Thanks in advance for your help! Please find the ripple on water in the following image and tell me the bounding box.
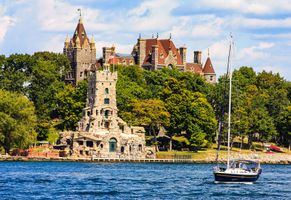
[0,162,290,199]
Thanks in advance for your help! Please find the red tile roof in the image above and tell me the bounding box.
[108,57,134,65]
[143,39,183,65]
[186,63,203,74]
[203,57,215,74]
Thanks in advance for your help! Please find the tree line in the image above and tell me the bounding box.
[0,52,290,153]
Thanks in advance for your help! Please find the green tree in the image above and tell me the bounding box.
[130,99,170,150]
[0,54,34,94]
[0,90,37,153]
[161,77,217,149]
[278,106,291,149]
[28,52,70,140]
[55,80,88,130]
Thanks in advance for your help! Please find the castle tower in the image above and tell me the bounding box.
[203,50,216,83]
[78,68,122,133]
[63,13,96,84]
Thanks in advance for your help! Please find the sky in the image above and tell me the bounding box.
[1,0,291,80]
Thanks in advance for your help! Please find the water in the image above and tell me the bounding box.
[0,162,290,199]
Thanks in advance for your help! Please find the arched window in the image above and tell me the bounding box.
[105,110,109,119]
[138,144,142,151]
[105,88,109,94]
[121,146,125,153]
[109,138,117,152]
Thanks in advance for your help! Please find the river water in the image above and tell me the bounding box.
[0,161,290,199]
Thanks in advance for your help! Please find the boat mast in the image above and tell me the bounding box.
[215,36,232,162]
[227,35,233,169]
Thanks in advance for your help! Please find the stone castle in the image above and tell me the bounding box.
[58,67,152,158]
[64,15,216,85]
[58,15,216,158]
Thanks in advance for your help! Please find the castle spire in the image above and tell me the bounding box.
[65,35,69,43]
[91,35,95,43]
[78,8,83,24]
[64,35,69,48]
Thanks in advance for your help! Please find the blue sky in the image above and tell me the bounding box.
[1,0,291,80]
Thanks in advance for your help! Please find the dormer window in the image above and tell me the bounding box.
[160,53,164,58]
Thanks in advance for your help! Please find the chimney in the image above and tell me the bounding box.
[194,51,202,64]
[152,45,159,70]
[179,47,187,65]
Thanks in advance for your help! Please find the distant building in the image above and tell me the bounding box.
[130,35,216,83]
[58,67,152,158]
[63,15,97,84]
[185,51,216,83]
[131,36,186,71]
[64,16,216,84]
[103,46,135,66]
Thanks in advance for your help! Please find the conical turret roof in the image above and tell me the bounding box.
[71,16,90,48]
[203,57,215,74]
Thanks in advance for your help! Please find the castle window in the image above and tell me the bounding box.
[86,141,93,147]
[210,76,213,81]
[100,144,103,149]
[119,125,124,133]
[105,110,109,119]
[80,150,83,155]
[138,144,142,151]
[105,88,109,94]
[78,141,83,146]
[80,72,83,77]
[105,122,109,129]
[104,98,110,104]
[87,111,90,116]
[96,110,98,116]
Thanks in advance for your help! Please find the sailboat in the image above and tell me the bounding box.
[213,35,262,183]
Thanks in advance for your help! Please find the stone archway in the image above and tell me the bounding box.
[109,138,117,152]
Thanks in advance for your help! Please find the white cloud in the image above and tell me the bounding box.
[127,0,178,32]
[0,6,16,43]
[197,0,291,15]
[191,16,224,38]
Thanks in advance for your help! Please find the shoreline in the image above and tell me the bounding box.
[1,155,291,164]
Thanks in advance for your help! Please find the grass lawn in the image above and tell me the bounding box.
[156,142,291,160]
